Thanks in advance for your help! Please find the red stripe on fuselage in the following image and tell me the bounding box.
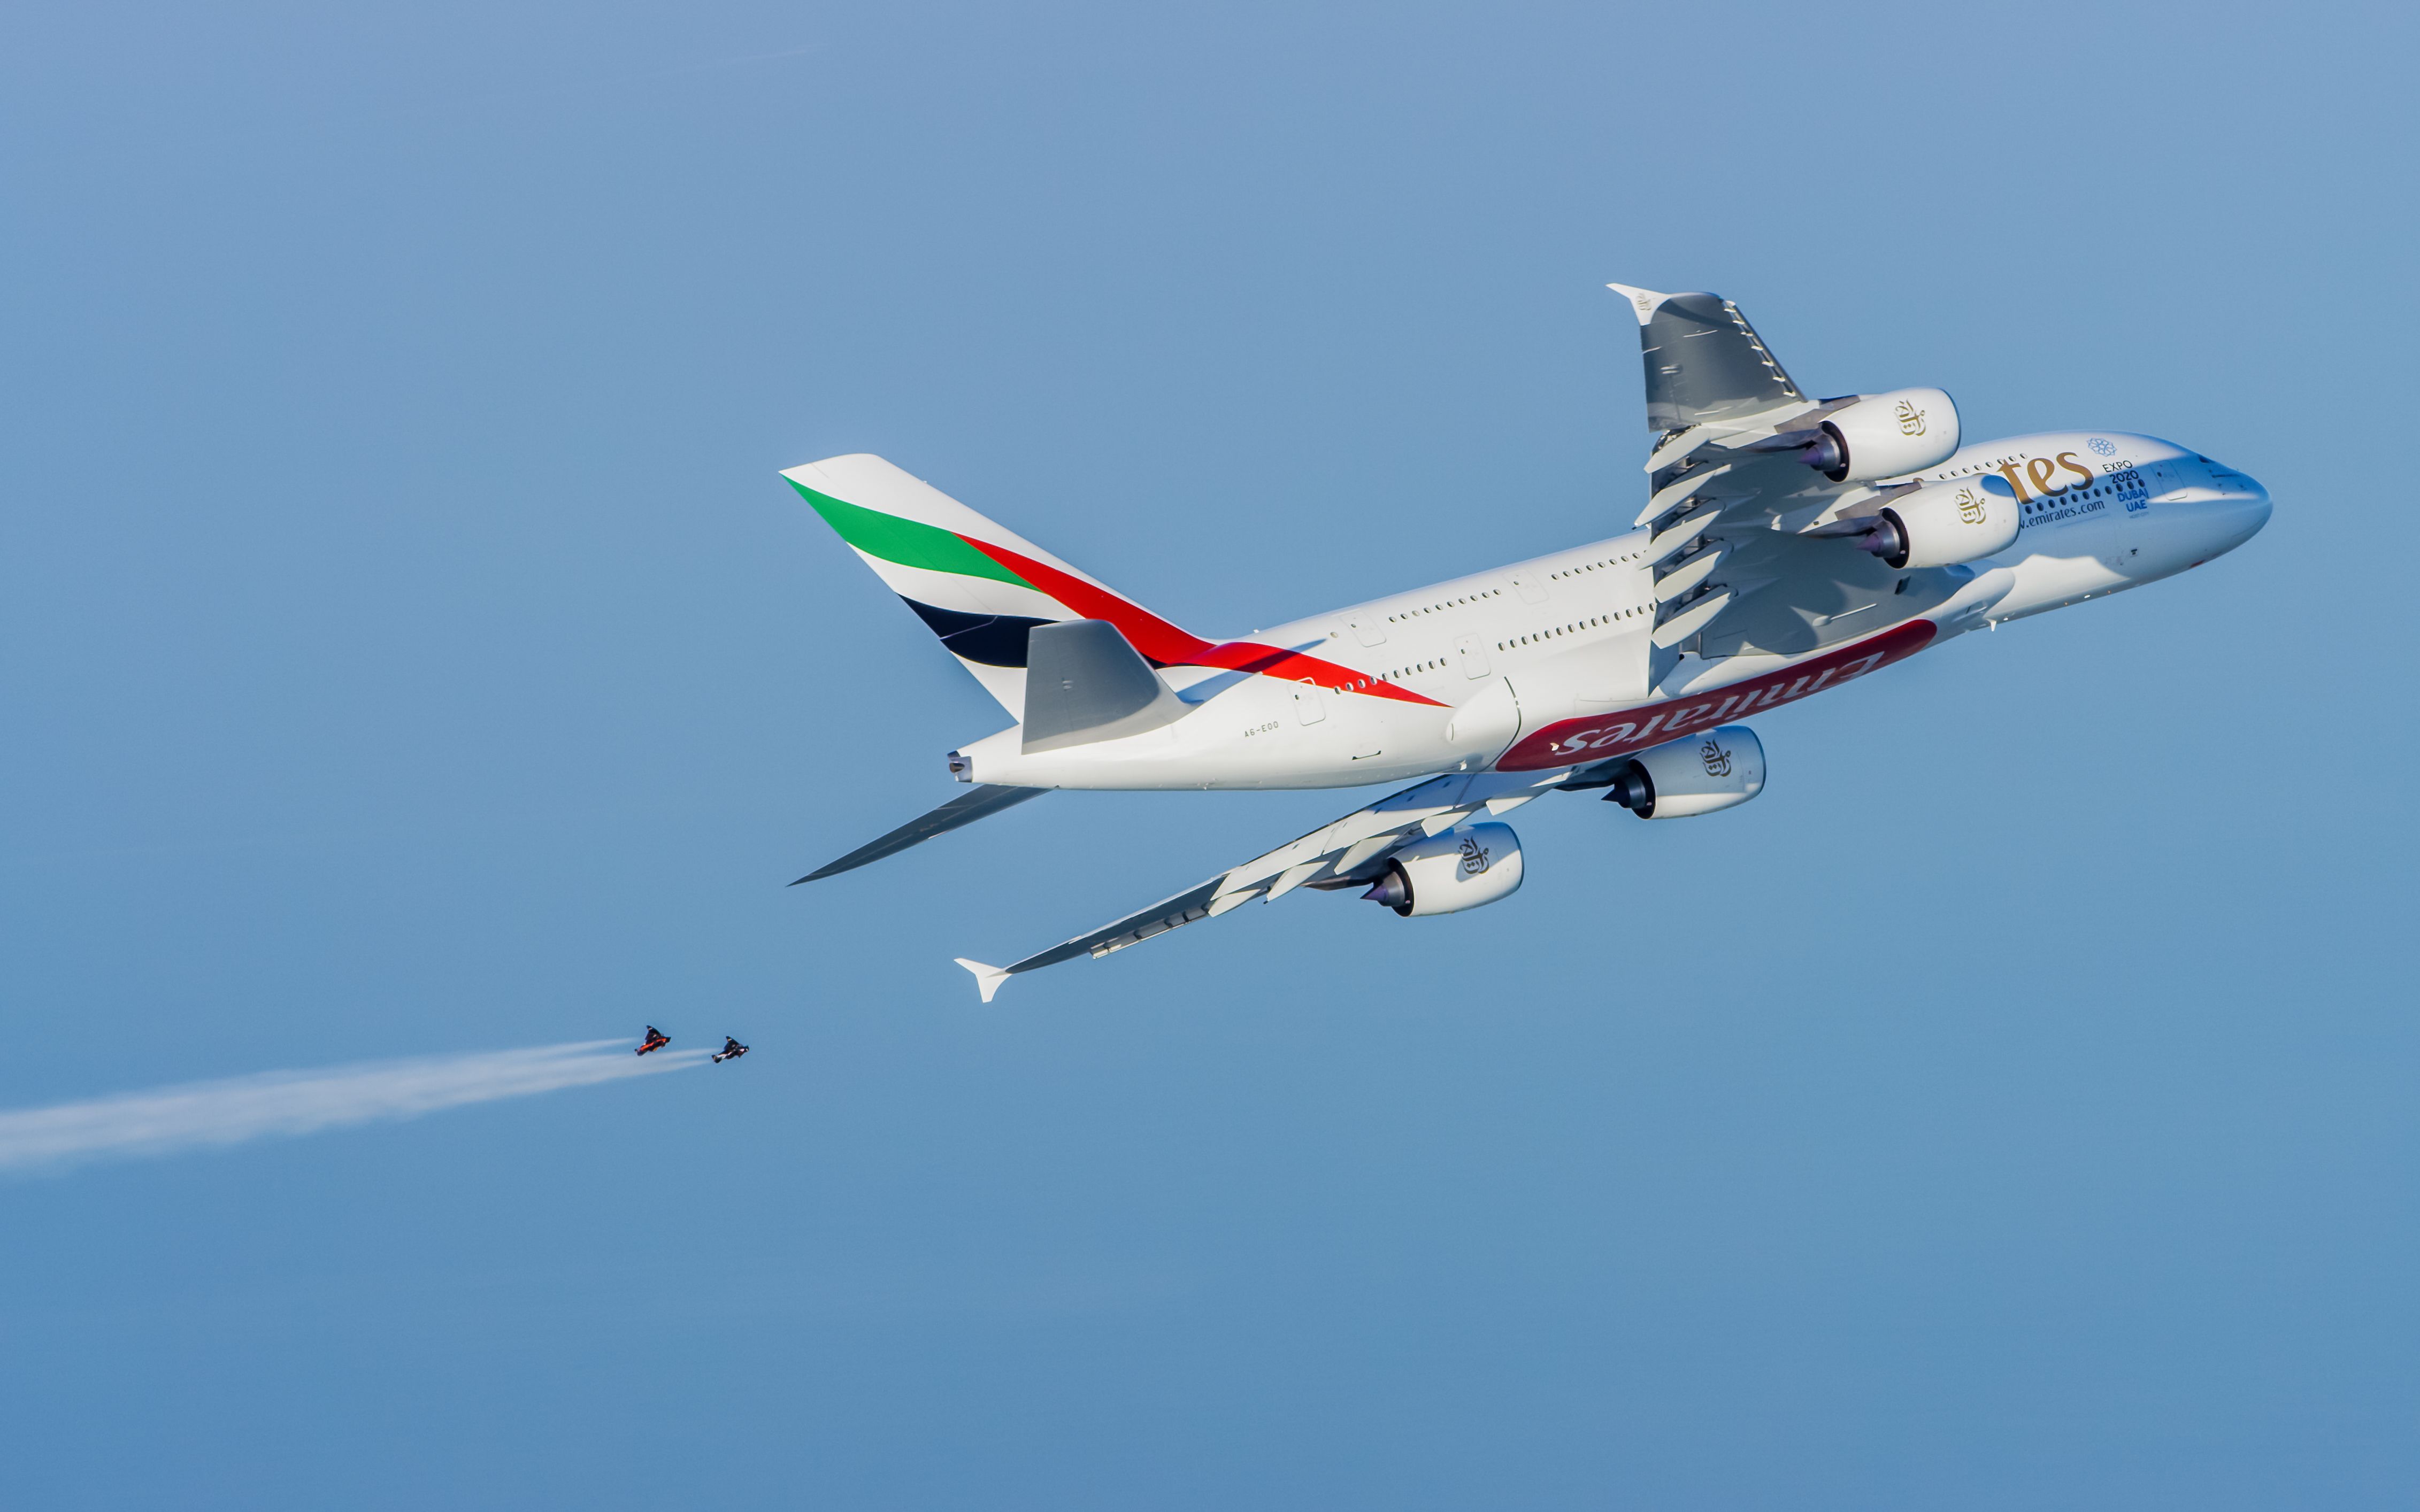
[1186,642,1445,706]
[959,537,1448,707]
[1495,618,1939,771]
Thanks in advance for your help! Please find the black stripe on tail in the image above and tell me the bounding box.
[899,598,1052,668]
[898,598,1176,669]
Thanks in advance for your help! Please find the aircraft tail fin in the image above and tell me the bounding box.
[782,455,1211,719]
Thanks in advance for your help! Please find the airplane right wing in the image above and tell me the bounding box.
[794,783,1047,884]
[952,765,1607,1001]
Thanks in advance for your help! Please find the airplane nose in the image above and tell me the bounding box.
[2216,474,2255,539]
[2208,474,2272,557]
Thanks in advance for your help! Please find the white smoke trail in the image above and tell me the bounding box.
[0,1039,711,1174]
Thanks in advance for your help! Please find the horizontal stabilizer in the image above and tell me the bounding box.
[793,784,1046,884]
[1021,620,1188,753]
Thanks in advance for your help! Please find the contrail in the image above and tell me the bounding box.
[0,1039,710,1174]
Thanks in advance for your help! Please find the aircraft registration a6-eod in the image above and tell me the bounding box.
[785,284,2270,1000]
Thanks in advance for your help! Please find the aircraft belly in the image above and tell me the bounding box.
[1986,551,2132,622]
[964,675,1458,790]
[1514,632,1659,722]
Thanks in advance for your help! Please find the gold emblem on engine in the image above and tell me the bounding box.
[1956,487,1988,525]
[1457,834,1491,875]
[1895,398,1927,436]
[1699,738,1733,777]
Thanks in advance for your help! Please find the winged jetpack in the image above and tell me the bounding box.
[786,284,2270,1000]
[635,1027,670,1055]
[712,1037,749,1064]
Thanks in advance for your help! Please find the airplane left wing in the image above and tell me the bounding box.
[952,767,1593,1001]
[1609,284,1970,659]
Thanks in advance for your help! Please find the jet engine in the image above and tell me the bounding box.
[1865,476,2020,569]
[1796,388,1960,482]
[1362,822,1524,916]
[1600,725,1765,819]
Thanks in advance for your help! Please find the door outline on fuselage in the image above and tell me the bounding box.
[1455,634,1491,679]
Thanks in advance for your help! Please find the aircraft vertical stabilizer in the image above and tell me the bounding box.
[783,453,1207,721]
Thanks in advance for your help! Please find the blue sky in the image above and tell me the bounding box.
[4,2,2415,1506]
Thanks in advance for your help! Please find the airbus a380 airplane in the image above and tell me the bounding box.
[785,284,2270,999]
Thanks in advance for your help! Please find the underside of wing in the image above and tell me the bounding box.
[795,784,1046,884]
[951,768,1591,1000]
[1609,283,1804,432]
[1608,284,1971,660]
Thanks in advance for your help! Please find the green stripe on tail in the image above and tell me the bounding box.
[785,479,1035,589]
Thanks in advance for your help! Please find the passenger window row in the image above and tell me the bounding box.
[1386,589,1501,624]
[1495,605,1647,652]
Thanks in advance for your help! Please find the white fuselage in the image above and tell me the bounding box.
[956,432,2269,790]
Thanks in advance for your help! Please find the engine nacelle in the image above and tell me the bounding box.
[1802,388,1960,482]
[1601,725,1765,819]
[1362,822,1524,916]
[1872,476,2020,569]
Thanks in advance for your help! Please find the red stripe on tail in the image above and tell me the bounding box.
[959,537,1446,707]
